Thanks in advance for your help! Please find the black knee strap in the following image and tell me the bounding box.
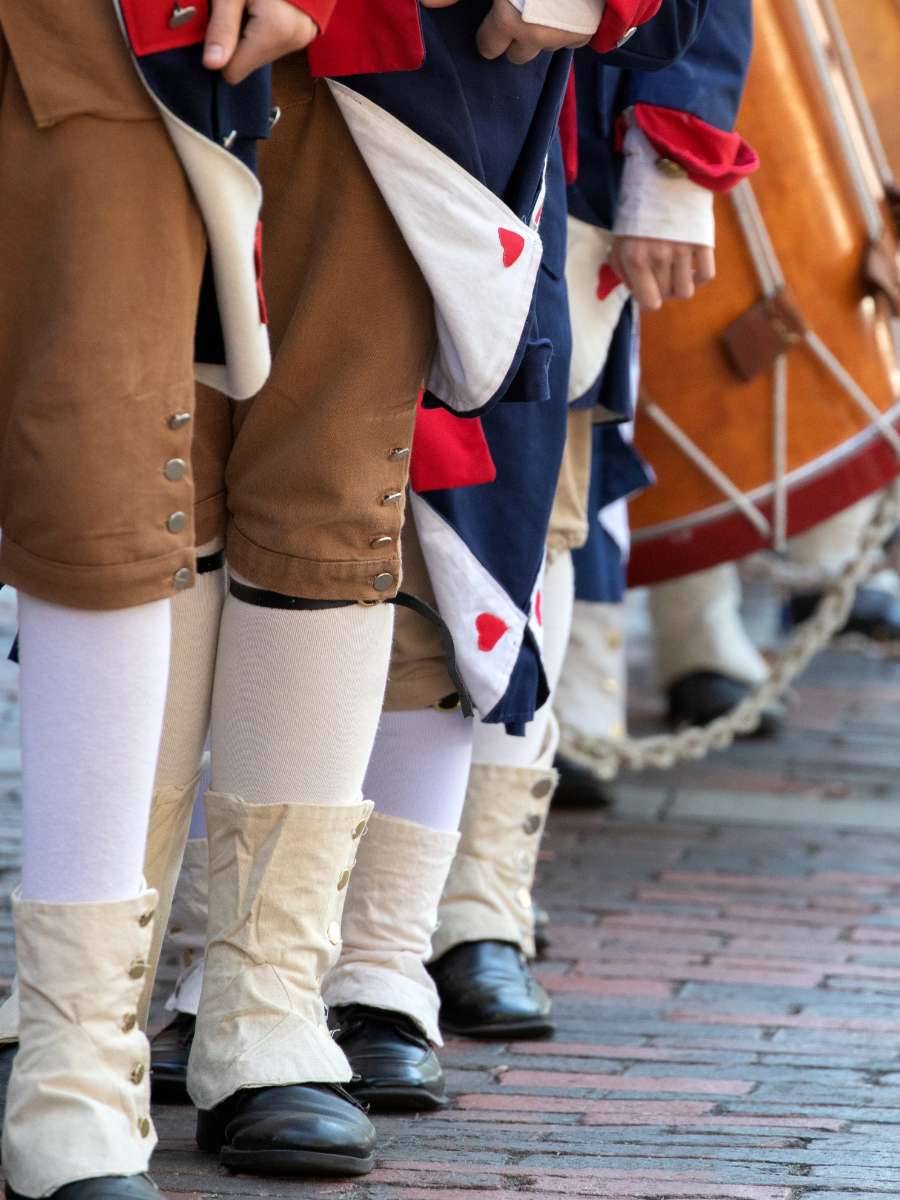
[228,578,474,718]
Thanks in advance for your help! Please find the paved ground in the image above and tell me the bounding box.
[4,587,900,1196]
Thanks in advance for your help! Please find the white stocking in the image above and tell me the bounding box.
[363,707,473,833]
[155,539,226,788]
[210,590,394,806]
[18,593,171,903]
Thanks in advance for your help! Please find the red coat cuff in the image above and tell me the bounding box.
[282,0,337,34]
[590,0,662,55]
[632,103,759,193]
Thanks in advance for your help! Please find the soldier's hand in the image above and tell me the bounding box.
[478,0,592,62]
[609,237,716,311]
[421,0,590,63]
[205,0,318,84]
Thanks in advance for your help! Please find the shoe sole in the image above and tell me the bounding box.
[218,1147,374,1176]
[349,1085,450,1113]
[439,1017,554,1040]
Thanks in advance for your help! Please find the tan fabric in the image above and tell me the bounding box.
[136,768,207,1029]
[322,812,459,1045]
[0,985,17,1044]
[649,564,769,689]
[431,719,558,960]
[383,505,456,710]
[555,599,628,739]
[164,838,209,1017]
[0,3,206,609]
[188,793,373,1110]
[546,408,595,561]
[2,888,158,1197]
[192,56,437,602]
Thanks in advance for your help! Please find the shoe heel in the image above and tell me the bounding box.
[195,1106,227,1154]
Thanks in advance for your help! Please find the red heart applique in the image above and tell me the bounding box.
[534,589,542,627]
[476,612,509,652]
[498,228,525,268]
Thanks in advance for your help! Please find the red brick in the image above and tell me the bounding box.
[499,1070,753,1094]
[666,1010,900,1033]
[533,974,672,997]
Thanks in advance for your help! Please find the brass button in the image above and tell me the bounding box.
[352,820,367,839]
[607,630,622,650]
[515,850,533,873]
[655,157,689,180]
[222,130,237,150]
[138,909,155,928]
[531,778,552,800]
[616,25,637,46]
[601,678,619,694]
[373,573,394,591]
[382,492,402,505]
[389,448,410,461]
[318,1023,329,1035]
[610,719,626,739]
[515,886,532,909]
[269,106,281,130]
[169,4,197,29]
[168,412,191,430]
[173,567,192,589]
[315,975,322,991]
[370,535,393,548]
[167,511,187,534]
[128,959,148,980]
[522,813,541,835]
[131,1063,145,1085]
[122,1013,137,1033]
[327,921,341,945]
[164,457,186,482]
[337,868,351,891]
[138,1116,152,1138]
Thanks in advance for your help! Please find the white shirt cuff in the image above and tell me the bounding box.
[509,0,606,35]
[613,122,715,247]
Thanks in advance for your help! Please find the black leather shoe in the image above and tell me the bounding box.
[330,1004,448,1113]
[668,671,782,738]
[532,903,551,956]
[150,1012,195,1104]
[428,940,554,1039]
[196,1082,375,1176]
[552,754,613,809]
[0,1040,17,1132]
[792,586,900,641]
[7,1173,160,1200]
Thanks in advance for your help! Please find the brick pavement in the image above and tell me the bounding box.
[3,588,900,1195]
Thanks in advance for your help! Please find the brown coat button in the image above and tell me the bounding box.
[373,573,394,591]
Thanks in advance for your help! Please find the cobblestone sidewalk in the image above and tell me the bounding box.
[3,587,900,1196]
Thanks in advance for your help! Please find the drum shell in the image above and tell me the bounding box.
[628,0,900,586]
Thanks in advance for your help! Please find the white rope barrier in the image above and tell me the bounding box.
[559,478,900,779]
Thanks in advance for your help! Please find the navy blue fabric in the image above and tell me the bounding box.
[421,141,571,731]
[138,44,272,172]
[568,0,752,230]
[571,424,649,604]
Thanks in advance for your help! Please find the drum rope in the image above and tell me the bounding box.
[817,0,896,188]
[558,477,900,779]
[791,0,884,241]
[642,399,773,538]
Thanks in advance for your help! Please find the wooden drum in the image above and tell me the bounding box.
[627,0,900,586]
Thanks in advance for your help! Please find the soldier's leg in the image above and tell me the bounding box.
[184,57,435,1175]
[0,3,206,1193]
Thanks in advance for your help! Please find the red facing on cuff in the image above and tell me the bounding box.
[632,103,760,193]
[590,0,662,55]
[307,0,424,77]
[282,0,337,34]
